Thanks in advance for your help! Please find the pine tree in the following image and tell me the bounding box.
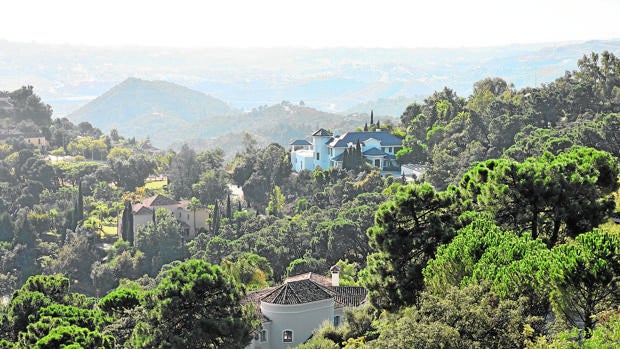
[364,122,368,132]
[370,110,374,124]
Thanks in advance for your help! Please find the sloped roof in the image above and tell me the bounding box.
[312,128,333,137]
[328,131,402,148]
[243,286,277,322]
[332,153,344,161]
[245,274,368,320]
[142,194,178,207]
[331,286,368,308]
[261,279,333,305]
[132,203,153,215]
[362,147,387,157]
[290,139,312,146]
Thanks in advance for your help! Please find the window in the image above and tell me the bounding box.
[389,147,393,153]
[260,330,267,342]
[283,330,293,343]
[334,316,340,327]
[316,152,320,160]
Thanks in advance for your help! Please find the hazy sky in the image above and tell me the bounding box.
[2,0,620,48]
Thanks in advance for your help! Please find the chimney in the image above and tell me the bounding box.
[330,265,340,286]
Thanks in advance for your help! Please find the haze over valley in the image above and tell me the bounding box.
[3,39,620,150]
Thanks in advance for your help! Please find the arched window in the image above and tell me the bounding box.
[283,330,293,343]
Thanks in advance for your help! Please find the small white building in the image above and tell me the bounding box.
[245,268,366,349]
[290,139,314,172]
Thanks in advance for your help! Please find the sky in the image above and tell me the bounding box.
[1,0,620,48]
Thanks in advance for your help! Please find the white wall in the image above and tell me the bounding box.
[132,213,153,232]
[312,136,331,170]
[261,299,334,349]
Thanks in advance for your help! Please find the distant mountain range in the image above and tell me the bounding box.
[68,78,239,145]
[69,77,377,151]
[2,39,620,149]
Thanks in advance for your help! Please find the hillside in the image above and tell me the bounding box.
[69,76,396,151]
[68,77,239,141]
[170,102,389,156]
[343,96,425,117]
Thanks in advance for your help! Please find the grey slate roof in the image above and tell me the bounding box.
[362,147,387,157]
[328,131,402,148]
[312,128,333,137]
[290,139,312,146]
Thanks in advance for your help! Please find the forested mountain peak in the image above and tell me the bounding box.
[68,77,239,144]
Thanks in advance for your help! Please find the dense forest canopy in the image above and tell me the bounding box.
[0,51,619,348]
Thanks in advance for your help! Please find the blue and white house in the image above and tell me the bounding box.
[290,128,403,172]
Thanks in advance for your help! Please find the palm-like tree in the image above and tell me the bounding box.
[187,197,202,235]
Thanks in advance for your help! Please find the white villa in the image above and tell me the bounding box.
[244,266,367,349]
[121,194,208,239]
[290,128,403,172]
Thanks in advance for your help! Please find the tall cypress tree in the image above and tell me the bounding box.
[355,139,362,169]
[121,200,132,242]
[226,194,232,220]
[127,207,134,245]
[370,110,374,125]
[213,201,220,235]
[72,180,84,229]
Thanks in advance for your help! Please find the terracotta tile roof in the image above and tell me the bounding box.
[244,287,278,321]
[132,203,153,215]
[142,194,178,207]
[331,286,368,308]
[244,273,367,317]
[261,279,334,305]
